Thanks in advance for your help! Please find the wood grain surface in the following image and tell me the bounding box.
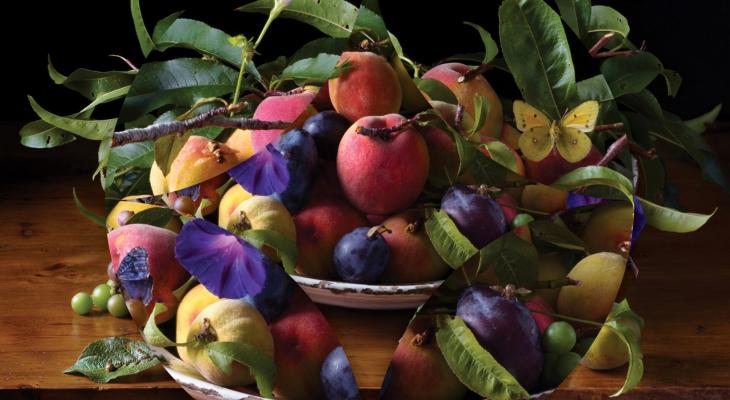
[1,122,728,399]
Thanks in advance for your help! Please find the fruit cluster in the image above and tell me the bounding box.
[32,0,720,398]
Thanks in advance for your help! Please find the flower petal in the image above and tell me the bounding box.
[631,195,647,246]
[227,144,289,196]
[566,192,604,209]
[174,219,266,298]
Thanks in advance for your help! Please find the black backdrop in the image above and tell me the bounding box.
[4,0,729,122]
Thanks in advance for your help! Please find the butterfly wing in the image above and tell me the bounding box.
[518,126,554,162]
[561,100,599,133]
[117,246,153,306]
[555,126,592,163]
[513,100,550,132]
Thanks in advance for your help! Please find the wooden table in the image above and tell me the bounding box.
[1,121,729,399]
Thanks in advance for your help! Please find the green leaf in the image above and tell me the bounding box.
[574,74,621,127]
[72,188,107,228]
[78,86,131,115]
[153,17,243,67]
[471,94,490,135]
[638,197,715,233]
[480,141,520,174]
[47,57,136,101]
[464,22,499,64]
[660,69,682,98]
[353,5,389,43]
[126,207,174,228]
[499,0,576,120]
[479,232,538,287]
[206,342,276,398]
[552,166,635,204]
[604,300,644,396]
[130,0,155,57]
[28,96,116,141]
[467,144,530,187]
[19,119,76,149]
[685,104,722,134]
[425,209,479,269]
[143,303,178,348]
[240,229,299,274]
[416,78,458,105]
[289,37,348,63]
[585,5,630,49]
[64,337,160,383]
[435,315,530,400]
[237,0,358,38]
[120,58,238,122]
[108,142,154,171]
[555,0,591,39]
[280,53,345,84]
[600,52,663,97]
[529,219,586,251]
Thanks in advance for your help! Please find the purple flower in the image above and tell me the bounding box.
[174,219,266,298]
[566,193,647,246]
[228,144,289,195]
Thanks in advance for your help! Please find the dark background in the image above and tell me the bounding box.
[3,0,729,122]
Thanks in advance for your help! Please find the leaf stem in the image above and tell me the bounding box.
[529,309,604,327]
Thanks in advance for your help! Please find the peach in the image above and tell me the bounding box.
[419,125,459,187]
[380,315,467,400]
[225,196,296,261]
[422,62,503,138]
[150,161,167,195]
[270,289,340,399]
[293,197,368,279]
[106,195,181,232]
[582,304,642,370]
[521,184,568,214]
[217,184,253,229]
[186,299,274,386]
[379,210,451,284]
[329,51,402,122]
[107,224,190,325]
[525,295,556,335]
[337,114,429,215]
[225,129,255,160]
[526,146,603,185]
[582,202,633,255]
[311,82,333,111]
[557,252,626,322]
[176,284,219,363]
[166,136,242,192]
[250,89,317,151]
[500,123,521,150]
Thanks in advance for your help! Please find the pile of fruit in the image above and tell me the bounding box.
[22,0,722,398]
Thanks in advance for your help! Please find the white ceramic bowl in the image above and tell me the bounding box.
[291,275,444,310]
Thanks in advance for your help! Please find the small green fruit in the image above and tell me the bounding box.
[71,292,93,315]
[91,284,112,311]
[107,294,129,318]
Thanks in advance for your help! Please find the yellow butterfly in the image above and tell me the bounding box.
[514,100,599,163]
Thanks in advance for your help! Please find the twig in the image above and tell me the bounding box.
[531,277,580,290]
[628,141,658,160]
[111,103,289,147]
[457,63,490,83]
[355,114,434,141]
[594,122,624,132]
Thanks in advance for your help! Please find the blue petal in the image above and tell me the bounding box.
[631,195,647,246]
[174,219,266,298]
[228,144,289,196]
[117,247,153,305]
[566,193,604,209]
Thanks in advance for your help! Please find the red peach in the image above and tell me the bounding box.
[525,146,603,185]
[250,90,317,151]
[337,114,429,215]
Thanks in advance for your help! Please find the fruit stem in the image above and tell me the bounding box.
[195,318,218,343]
[367,225,391,239]
[355,113,434,141]
[531,277,580,290]
[457,63,490,83]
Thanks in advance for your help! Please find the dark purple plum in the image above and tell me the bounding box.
[242,257,294,323]
[302,111,350,160]
[320,346,360,400]
[441,184,507,248]
[456,284,543,390]
[273,128,318,213]
[333,227,390,284]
